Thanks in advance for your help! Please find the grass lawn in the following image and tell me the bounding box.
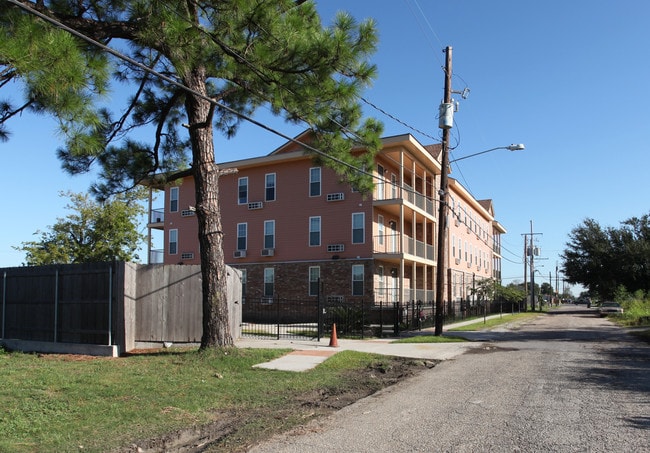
[0,346,425,452]
[447,312,544,331]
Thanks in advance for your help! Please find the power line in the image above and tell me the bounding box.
[359,96,440,141]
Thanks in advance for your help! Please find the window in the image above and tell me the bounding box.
[377,215,384,246]
[452,234,456,258]
[238,177,248,204]
[170,187,179,213]
[265,173,276,201]
[352,264,364,296]
[352,212,365,244]
[309,216,321,246]
[309,266,320,296]
[169,229,178,255]
[264,220,275,249]
[309,167,321,197]
[237,223,247,250]
[377,164,385,199]
[264,268,274,297]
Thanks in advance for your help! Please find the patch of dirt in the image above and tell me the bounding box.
[115,356,436,453]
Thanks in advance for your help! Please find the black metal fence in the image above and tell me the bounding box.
[241,295,521,341]
[242,297,437,340]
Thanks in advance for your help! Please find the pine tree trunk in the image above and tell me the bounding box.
[184,67,233,349]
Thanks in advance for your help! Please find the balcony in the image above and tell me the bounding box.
[149,209,164,225]
[374,182,436,219]
[374,287,434,305]
[149,249,164,264]
[373,234,435,262]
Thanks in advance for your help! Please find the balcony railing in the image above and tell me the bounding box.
[404,184,435,214]
[375,182,435,216]
[150,209,164,224]
[373,234,435,261]
[374,287,435,304]
[149,249,164,264]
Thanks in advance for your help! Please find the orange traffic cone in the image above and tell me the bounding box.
[329,323,339,347]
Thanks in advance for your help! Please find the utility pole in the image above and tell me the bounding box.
[522,221,542,311]
[434,46,452,336]
[523,236,528,311]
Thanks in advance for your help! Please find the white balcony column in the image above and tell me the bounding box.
[147,187,154,264]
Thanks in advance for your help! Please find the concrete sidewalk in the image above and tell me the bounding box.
[238,313,513,372]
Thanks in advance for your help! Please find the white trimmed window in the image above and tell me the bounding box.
[352,212,365,244]
[238,177,248,204]
[309,266,320,296]
[352,264,364,296]
[309,167,321,197]
[265,173,276,201]
[237,223,247,251]
[169,229,178,255]
[264,268,274,297]
[264,220,275,249]
[170,187,179,213]
[309,216,321,247]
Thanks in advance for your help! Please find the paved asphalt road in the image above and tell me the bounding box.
[249,305,650,452]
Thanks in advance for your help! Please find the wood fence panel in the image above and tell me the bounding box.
[135,265,203,343]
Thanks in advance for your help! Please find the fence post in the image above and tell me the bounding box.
[275,294,280,340]
[393,302,399,336]
[2,271,5,339]
[361,297,366,340]
[54,269,59,343]
[108,265,113,346]
[317,279,322,341]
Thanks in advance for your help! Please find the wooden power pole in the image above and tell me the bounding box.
[434,46,453,336]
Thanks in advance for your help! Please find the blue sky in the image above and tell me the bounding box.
[2,1,650,296]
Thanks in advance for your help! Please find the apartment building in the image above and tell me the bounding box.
[143,131,506,311]
[447,178,506,307]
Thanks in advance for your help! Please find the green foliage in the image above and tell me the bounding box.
[616,291,650,326]
[14,190,146,265]
[501,282,527,305]
[0,3,109,143]
[562,214,650,300]
[540,282,553,295]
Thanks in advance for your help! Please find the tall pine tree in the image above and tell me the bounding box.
[1,0,383,348]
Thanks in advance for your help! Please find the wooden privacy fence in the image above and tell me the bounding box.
[0,262,242,356]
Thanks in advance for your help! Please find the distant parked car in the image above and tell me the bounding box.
[598,301,624,316]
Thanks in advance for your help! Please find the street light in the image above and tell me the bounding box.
[450,144,525,163]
